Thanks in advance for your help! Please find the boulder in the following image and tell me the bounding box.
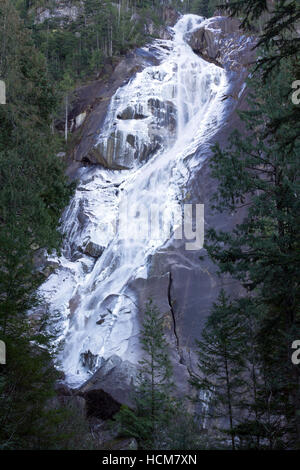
[83,240,105,258]
[78,355,138,408]
[117,106,147,120]
[82,389,121,420]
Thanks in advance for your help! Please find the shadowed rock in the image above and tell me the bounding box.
[186,16,256,71]
[78,355,138,408]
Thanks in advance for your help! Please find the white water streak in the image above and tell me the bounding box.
[39,15,229,386]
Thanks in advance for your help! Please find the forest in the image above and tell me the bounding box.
[0,0,299,452]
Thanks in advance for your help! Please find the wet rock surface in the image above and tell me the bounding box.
[186,16,256,71]
[82,240,104,259]
[40,15,255,399]
[67,49,161,169]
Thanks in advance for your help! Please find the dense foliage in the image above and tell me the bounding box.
[114,300,202,450]
[12,0,183,83]
[0,0,75,449]
[0,0,299,451]
[193,0,300,449]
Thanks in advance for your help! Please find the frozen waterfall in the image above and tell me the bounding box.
[39,14,229,386]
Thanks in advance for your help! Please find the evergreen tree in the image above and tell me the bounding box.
[229,298,290,449]
[0,0,74,449]
[220,0,300,69]
[191,290,246,450]
[115,300,175,449]
[205,59,300,447]
[219,0,300,146]
[189,0,218,16]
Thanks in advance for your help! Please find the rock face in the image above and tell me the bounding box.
[65,15,255,172]
[186,16,255,71]
[139,16,255,376]
[82,240,104,259]
[50,6,180,171]
[40,14,256,412]
[66,49,161,169]
[35,0,81,25]
[78,355,138,409]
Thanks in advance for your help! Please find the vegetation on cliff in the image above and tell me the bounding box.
[0,0,299,451]
[195,0,300,449]
[0,0,75,449]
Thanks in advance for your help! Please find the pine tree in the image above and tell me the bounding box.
[228,298,290,449]
[219,0,300,146]
[220,0,300,68]
[205,60,300,447]
[191,290,247,450]
[0,0,74,449]
[115,300,175,449]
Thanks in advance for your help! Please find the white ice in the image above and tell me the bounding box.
[38,14,229,386]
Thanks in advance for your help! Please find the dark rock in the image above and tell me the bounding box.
[186,16,256,71]
[78,355,138,408]
[85,144,130,170]
[55,382,73,396]
[80,350,98,371]
[83,240,105,258]
[117,106,147,120]
[60,395,86,417]
[83,389,121,420]
[126,134,136,147]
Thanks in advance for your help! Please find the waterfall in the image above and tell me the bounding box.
[40,14,229,386]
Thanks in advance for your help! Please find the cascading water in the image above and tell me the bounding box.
[40,15,229,386]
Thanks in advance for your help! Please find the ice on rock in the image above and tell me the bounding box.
[38,15,229,387]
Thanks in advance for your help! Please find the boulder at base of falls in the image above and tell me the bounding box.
[78,355,138,409]
[186,16,256,71]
